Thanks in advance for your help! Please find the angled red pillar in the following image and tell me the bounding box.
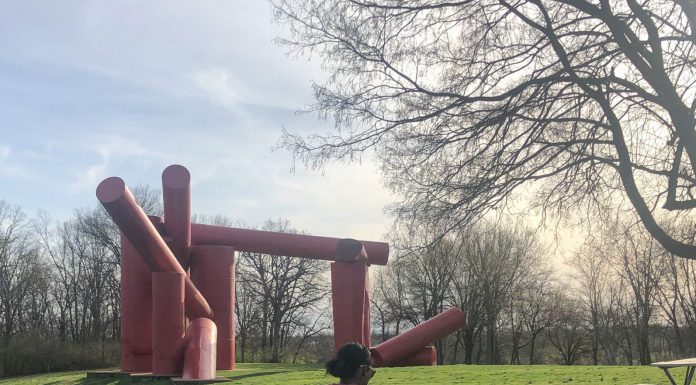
[390,346,437,367]
[96,177,213,319]
[119,235,153,373]
[190,245,235,370]
[370,308,465,366]
[162,165,192,268]
[152,272,186,375]
[331,260,369,353]
[191,224,390,265]
[182,318,217,380]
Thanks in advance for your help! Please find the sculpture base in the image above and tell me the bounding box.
[130,373,182,382]
[171,376,230,384]
[85,370,132,378]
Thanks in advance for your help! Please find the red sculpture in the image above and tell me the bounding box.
[97,164,464,379]
[370,308,466,366]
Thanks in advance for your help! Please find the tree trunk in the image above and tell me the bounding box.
[510,331,520,365]
[529,335,537,365]
[673,323,686,356]
[486,323,498,364]
[271,314,282,363]
[592,328,599,366]
[462,328,475,364]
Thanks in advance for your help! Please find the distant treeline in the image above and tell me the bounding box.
[1,188,695,377]
[372,218,696,366]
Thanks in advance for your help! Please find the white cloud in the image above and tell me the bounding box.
[270,162,396,241]
[0,144,35,181]
[191,68,239,109]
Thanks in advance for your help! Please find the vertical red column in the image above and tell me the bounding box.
[363,272,371,347]
[190,245,235,370]
[331,261,369,352]
[120,235,153,372]
[152,272,186,375]
[162,164,192,268]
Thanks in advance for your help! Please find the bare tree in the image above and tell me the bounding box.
[617,223,664,365]
[31,185,162,363]
[0,202,43,377]
[508,270,559,364]
[387,224,462,363]
[599,278,629,365]
[673,257,696,355]
[235,274,262,362]
[572,239,628,365]
[469,222,540,364]
[571,237,613,365]
[273,0,696,260]
[547,295,589,365]
[655,252,687,356]
[371,262,409,342]
[237,219,329,363]
[372,218,542,364]
[449,257,486,364]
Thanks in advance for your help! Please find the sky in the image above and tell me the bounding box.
[0,1,396,242]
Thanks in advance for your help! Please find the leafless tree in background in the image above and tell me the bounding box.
[572,236,614,365]
[618,226,665,365]
[471,222,541,364]
[547,295,589,365]
[373,219,544,364]
[507,269,559,364]
[0,201,43,377]
[235,273,263,362]
[273,0,696,260]
[372,260,409,341]
[237,219,330,363]
[388,224,462,363]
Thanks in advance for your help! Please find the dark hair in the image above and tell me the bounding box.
[326,342,372,379]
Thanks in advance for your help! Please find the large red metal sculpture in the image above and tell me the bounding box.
[97,164,465,379]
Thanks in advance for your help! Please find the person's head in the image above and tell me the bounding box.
[326,342,376,385]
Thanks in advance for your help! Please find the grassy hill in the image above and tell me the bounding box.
[0,363,676,385]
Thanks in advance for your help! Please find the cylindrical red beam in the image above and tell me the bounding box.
[152,272,186,375]
[370,308,465,366]
[191,224,390,265]
[389,346,437,367]
[331,261,370,353]
[190,245,235,370]
[96,177,213,319]
[182,318,217,380]
[162,165,192,268]
[119,235,153,373]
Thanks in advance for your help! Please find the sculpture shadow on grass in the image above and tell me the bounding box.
[73,376,168,385]
[223,370,292,381]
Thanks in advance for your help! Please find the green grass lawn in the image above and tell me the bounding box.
[0,363,679,385]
